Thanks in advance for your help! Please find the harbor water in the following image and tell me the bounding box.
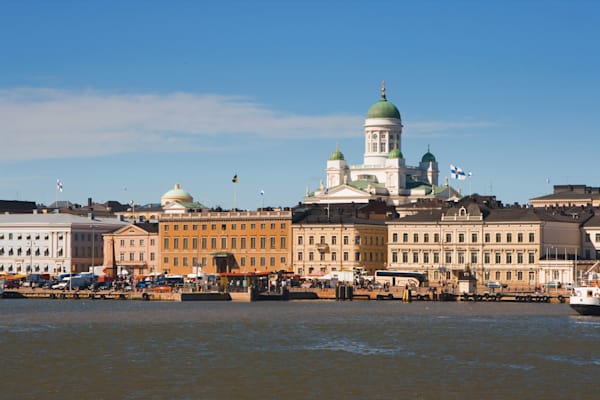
[0,300,598,399]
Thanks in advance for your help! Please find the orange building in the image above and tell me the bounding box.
[160,209,292,275]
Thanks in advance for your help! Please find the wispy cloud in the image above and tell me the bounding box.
[0,88,491,161]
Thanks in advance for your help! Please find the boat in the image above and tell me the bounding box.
[569,262,600,316]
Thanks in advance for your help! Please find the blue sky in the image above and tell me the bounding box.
[1,0,599,210]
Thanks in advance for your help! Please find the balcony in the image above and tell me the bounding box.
[316,243,329,253]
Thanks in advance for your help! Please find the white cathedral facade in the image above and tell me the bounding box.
[306,83,451,206]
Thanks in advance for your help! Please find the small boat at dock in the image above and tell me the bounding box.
[569,262,600,316]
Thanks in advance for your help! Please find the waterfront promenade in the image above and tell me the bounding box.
[3,285,571,303]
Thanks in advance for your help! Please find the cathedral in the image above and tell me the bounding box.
[305,82,454,206]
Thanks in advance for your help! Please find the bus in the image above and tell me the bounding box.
[374,270,428,288]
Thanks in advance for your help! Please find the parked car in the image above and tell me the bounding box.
[485,281,508,289]
[89,281,112,291]
[544,281,561,289]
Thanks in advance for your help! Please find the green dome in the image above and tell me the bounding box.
[329,144,345,160]
[421,146,436,163]
[388,148,403,159]
[366,82,401,119]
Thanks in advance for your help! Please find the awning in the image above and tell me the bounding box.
[210,252,233,258]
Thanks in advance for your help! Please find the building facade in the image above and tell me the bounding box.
[0,212,127,276]
[387,196,594,290]
[159,209,292,275]
[291,202,392,277]
[102,222,160,276]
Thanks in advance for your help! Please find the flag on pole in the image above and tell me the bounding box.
[232,174,238,183]
[56,179,63,192]
[260,190,265,195]
[450,165,466,180]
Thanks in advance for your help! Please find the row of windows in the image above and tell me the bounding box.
[0,247,51,256]
[297,251,384,263]
[164,236,287,250]
[119,239,156,247]
[119,252,156,262]
[163,223,287,231]
[163,256,286,267]
[297,235,384,246]
[391,250,536,264]
[0,233,60,240]
[391,232,536,244]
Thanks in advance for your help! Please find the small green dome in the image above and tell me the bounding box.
[421,146,436,163]
[388,148,403,159]
[329,144,345,160]
[366,81,401,119]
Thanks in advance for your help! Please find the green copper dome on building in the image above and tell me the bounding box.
[366,81,401,119]
[388,148,403,159]
[329,143,345,160]
[421,145,436,163]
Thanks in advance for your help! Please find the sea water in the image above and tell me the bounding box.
[0,300,598,400]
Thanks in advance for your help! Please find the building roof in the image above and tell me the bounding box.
[0,212,129,227]
[0,200,37,214]
[293,201,394,225]
[366,83,401,120]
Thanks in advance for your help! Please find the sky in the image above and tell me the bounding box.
[1,0,599,210]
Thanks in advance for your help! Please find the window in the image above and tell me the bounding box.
[412,252,419,263]
[506,233,512,243]
[434,233,440,243]
[183,238,188,249]
[241,224,246,230]
[129,252,135,261]
[528,252,535,263]
[280,237,286,249]
[139,252,144,261]
[392,251,398,263]
[506,252,512,264]
[445,252,452,263]
[173,257,179,267]
[495,271,500,280]
[529,233,535,243]
[320,252,325,261]
[458,251,465,264]
[270,257,275,266]
[471,233,477,243]
[298,236,303,245]
[413,233,418,243]
[484,252,491,264]
[354,252,360,261]
[173,225,179,231]
[458,233,465,243]
[281,223,286,229]
[120,239,125,246]
[354,235,361,245]
[495,233,501,243]
[120,253,125,262]
[211,238,217,249]
[331,251,337,261]
[517,233,523,243]
[423,252,429,263]
[402,252,408,263]
[309,252,314,261]
[250,237,256,249]
[240,238,246,249]
[270,237,276,249]
[517,271,523,281]
[297,252,303,261]
[495,252,501,264]
[424,233,429,243]
[173,238,179,249]
[259,237,266,249]
[471,252,478,264]
[202,238,207,249]
[343,252,349,261]
[221,237,227,249]
[163,238,169,249]
[231,237,237,249]
[320,235,325,244]
[485,233,491,243]
[517,252,524,264]
[250,257,256,267]
[433,252,440,263]
[343,236,349,245]
[193,238,198,249]
[506,271,512,281]
[402,233,408,243]
[309,236,314,245]
[183,224,188,231]
[150,253,155,261]
[331,236,337,245]
[260,257,266,267]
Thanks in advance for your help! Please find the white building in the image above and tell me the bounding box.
[0,211,127,276]
[306,82,450,206]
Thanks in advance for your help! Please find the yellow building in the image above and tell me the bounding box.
[291,202,392,277]
[387,195,593,290]
[160,209,292,275]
